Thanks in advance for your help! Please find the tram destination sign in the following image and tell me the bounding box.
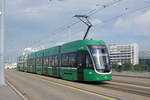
[88,45,106,49]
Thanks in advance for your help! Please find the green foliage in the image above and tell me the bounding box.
[112,62,119,71]
[112,61,150,72]
[134,62,150,72]
[123,62,135,71]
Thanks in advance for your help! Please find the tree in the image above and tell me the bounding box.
[134,62,149,72]
[112,62,118,71]
[122,62,134,71]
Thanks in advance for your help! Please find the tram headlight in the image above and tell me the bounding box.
[104,76,108,79]
[89,72,92,75]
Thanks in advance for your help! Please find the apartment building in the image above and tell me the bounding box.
[107,43,139,65]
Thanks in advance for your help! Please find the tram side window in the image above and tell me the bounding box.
[77,52,85,68]
[40,57,43,66]
[24,60,27,66]
[47,55,58,67]
[31,59,34,66]
[51,56,55,67]
[37,57,42,66]
[29,59,34,66]
[48,56,52,67]
[62,54,69,67]
[43,57,46,66]
[54,56,58,67]
[29,59,32,66]
[86,53,93,69]
[28,59,30,66]
[62,53,76,67]
[69,53,76,67]
[36,58,39,66]
[44,57,49,66]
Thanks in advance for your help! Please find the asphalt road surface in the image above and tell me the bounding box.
[6,70,150,100]
[6,70,115,100]
[112,75,150,87]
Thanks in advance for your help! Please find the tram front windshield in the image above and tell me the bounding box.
[89,45,111,73]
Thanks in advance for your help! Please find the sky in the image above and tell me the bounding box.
[1,0,150,62]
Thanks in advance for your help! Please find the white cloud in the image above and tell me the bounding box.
[55,42,66,46]
[5,0,150,60]
[134,11,150,35]
[114,10,150,36]
[23,6,49,18]
[91,19,103,26]
[135,11,150,24]
[114,17,132,32]
[24,8,39,16]
[7,0,115,21]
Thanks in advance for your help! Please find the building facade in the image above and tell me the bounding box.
[107,43,139,65]
[139,50,150,65]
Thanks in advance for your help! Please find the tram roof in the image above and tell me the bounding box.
[62,40,105,46]
[61,40,106,53]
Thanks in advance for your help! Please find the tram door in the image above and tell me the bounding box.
[77,51,86,81]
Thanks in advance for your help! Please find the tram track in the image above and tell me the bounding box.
[33,74,150,98]
[23,72,150,98]
[99,81,150,98]
[6,70,119,100]
[111,79,150,87]
[112,74,150,79]
[112,74,150,88]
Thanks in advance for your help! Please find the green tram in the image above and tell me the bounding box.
[17,40,112,81]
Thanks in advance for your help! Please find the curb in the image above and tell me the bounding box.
[7,81,28,100]
[113,74,150,79]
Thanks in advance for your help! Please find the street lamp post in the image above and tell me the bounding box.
[0,0,6,86]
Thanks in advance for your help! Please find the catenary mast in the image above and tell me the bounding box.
[0,0,6,86]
